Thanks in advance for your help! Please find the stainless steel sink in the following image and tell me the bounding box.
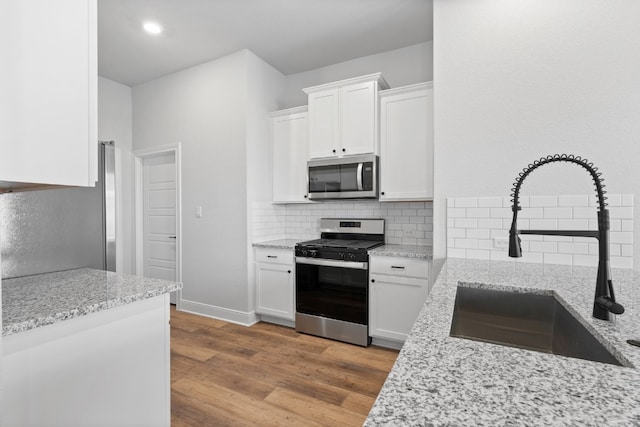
[449,286,622,366]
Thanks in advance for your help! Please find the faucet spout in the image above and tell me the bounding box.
[508,154,624,321]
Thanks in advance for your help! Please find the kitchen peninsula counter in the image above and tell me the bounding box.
[2,268,181,427]
[366,258,640,426]
[2,267,182,336]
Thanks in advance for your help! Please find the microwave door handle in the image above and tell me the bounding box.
[357,163,363,191]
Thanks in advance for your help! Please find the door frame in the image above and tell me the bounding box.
[133,142,183,309]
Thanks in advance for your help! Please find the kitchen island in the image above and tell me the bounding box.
[2,268,182,427]
[365,258,640,426]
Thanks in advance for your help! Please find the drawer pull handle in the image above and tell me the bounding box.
[391,266,405,269]
[267,255,278,259]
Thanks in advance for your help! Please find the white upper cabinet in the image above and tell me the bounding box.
[270,107,311,203]
[0,0,98,192]
[304,73,389,159]
[379,82,434,201]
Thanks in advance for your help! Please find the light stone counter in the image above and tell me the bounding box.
[2,268,182,336]
[366,258,640,426]
[369,244,433,259]
[252,239,301,250]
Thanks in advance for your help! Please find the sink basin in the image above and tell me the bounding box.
[449,286,622,366]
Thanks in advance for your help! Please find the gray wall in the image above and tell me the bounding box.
[133,50,285,317]
[282,41,433,108]
[433,0,640,268]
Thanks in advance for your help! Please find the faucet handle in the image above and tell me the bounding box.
[595,296,625,315]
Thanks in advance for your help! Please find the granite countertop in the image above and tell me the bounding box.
[252,239,301,250]
[369,244,432,259]
[253,239,433,261]
[366,258,640,426]
[2,268,182,337]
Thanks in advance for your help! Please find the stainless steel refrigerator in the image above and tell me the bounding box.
[0,141,116,279]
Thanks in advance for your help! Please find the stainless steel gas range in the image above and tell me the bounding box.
[294,218,385,346]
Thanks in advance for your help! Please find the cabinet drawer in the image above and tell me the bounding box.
[369,256,429,279]
[254,248,294,265]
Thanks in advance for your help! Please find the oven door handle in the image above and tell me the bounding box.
[295,257,368,270]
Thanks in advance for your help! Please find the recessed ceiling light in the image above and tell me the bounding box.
[143,21,163,35]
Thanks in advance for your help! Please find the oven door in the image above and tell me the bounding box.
[295,257,368,325]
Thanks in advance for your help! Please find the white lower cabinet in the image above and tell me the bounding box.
[255,248,295,322]
[369,256,430,346]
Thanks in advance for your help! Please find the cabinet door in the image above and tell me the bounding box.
[340,81,377,156]
[271,110,310,203]
[369,274,429,342]
[0,0,98,189]
[256,263,294,320]
[308,89,340,159]
[379,85,433,201]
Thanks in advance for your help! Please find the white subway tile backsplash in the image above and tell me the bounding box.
[606,194,622,207]
[610,206,633,219]
[557,242,589,255]
[454,198,478,208]
[448,248,466,259]
[478,218,503,229]
[530,196,558,207]
[557,219,589,230]
[455,218,478,229]
[519,208,544,219]
[449,228,465,238]
[466,208,490,218]
[558,195,589,207]
[573,207,597,219]
[543,253,572,266]
[529,241,558,253]
[252,200,434,245]
[467,249,490,260]
[611,257,633,269]
[490,207,512,218]
[543,207,573,219]
[447,194,633,269]
[467,229,490,239]
[530,219,558,229]
[478,197,503,208]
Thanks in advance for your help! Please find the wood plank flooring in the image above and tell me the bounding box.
[170,307,399,426]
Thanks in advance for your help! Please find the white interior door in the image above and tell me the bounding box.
[143,153,177,303]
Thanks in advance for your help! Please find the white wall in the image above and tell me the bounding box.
[282,41,433,108]
[133,49,284,322]
[98,77,134,274]
[245,51,287,312]
[133,50,249,318]
[433,0,640,269]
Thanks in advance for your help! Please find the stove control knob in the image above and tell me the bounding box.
[309,250,317,258]
[339,253,346,260]
[301,250,308,257]
[348,253,357,261]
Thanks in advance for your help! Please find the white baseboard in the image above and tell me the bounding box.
[371,336,404,350]
[179,299,259,326]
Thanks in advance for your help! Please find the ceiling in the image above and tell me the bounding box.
[98,0,433,87]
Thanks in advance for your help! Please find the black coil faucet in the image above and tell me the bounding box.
[509,154,624,321]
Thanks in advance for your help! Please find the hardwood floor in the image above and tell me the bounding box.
[170,307,399,426]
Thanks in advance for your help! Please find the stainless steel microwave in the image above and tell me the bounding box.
[307,154,378,200]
